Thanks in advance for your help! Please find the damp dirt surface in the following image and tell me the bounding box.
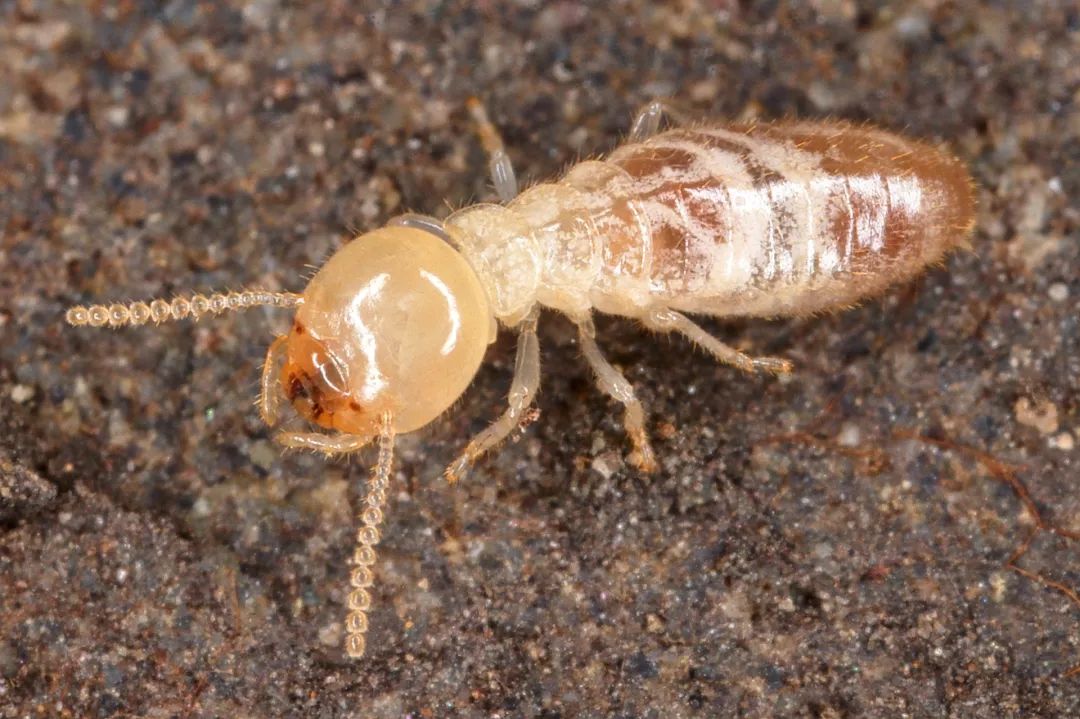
[2,2,1079,717]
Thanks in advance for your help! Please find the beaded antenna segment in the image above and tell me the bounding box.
[65,290,303,327]
[344,411,395,659]
[65,99,975,658]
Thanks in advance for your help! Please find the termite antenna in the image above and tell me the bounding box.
[65,290,304,328]
[344,410,396,660]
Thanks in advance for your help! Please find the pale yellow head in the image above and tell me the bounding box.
[280,226,494,437]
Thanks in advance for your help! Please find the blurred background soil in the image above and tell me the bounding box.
[1,1,1078,717]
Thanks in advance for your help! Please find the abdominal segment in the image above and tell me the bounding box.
[562,122,974,317]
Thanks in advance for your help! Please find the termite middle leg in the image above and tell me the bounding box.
[644,308,794,375]
[444,307,540,484]
[574,314,658,473]
[466,96,518,202]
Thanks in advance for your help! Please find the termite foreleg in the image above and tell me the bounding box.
[276,430,372,455]
[574,314,657,473]
[644,308,794,376]
[444,307,540,483]
[259,335,288,426]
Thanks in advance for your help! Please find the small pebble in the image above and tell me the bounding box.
[1047,282,1068,302]
[318,621,343,647]
[105,106,130,128]
[990,572,1008,602]
[249,440,277,471]
[1014,397,1059,434]
[837,422,861,447]
[1051,432,1074,451]
[591,452,618,480]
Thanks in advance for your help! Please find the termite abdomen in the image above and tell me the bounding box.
[564,121,975,318]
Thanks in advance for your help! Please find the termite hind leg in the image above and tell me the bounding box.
[444,307,540,484]
[275,430,373,456]
[466,96,518,202]
[259,334,288,426]
[628,100,693,142]
[574,314,658,473]
[644,308,794,376]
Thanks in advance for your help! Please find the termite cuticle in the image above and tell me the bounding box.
[65,98,976,658]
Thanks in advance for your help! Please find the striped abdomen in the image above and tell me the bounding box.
[558,121,975,317]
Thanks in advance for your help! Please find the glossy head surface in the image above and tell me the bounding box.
[281,226,493,435]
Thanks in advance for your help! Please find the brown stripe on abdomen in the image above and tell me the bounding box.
[614,140,734,292]
[595,133,753,294]
[751,122,975,273]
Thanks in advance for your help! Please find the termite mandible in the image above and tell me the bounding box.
[66,99,976,657]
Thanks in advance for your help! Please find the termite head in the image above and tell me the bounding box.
[281,226,495,436]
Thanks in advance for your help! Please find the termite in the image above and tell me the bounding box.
[65,100,976,658]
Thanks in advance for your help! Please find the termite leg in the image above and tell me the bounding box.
[259,335,288,426]
[489,150,518,203]
[466,97,518,202]
[628,100,692,142]
[445,307,540,484]
[644,308,794,376]
[574,314,657,473]
[275,430,372,455]
[630,101,666,141]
